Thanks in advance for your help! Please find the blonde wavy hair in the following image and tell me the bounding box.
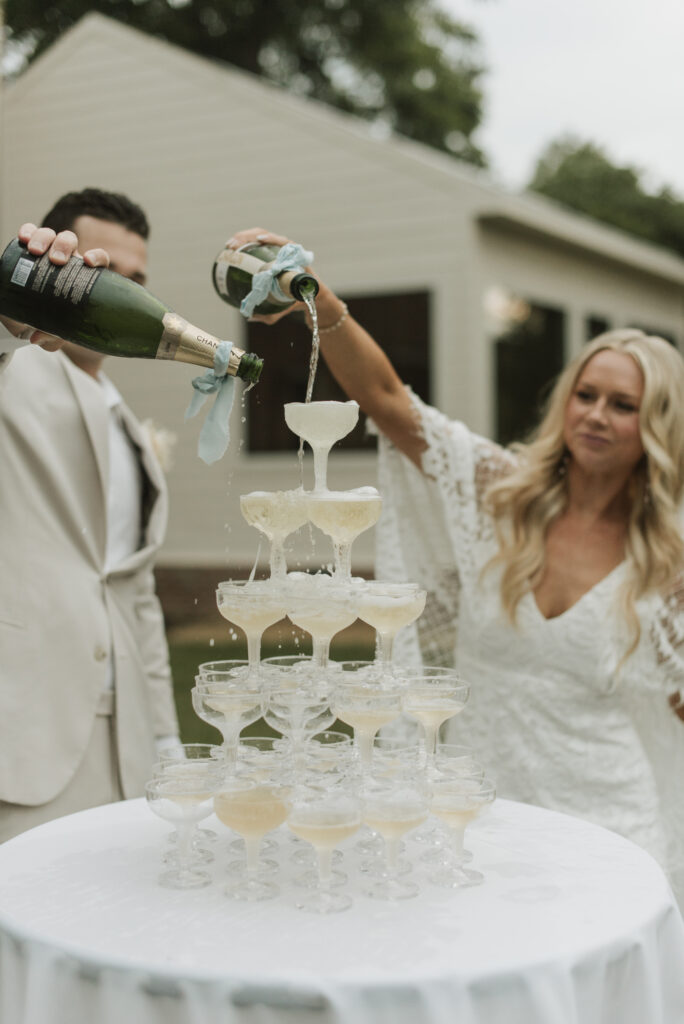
[485,328,684,656]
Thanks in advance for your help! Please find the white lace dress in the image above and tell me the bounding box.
[375,391,684,906]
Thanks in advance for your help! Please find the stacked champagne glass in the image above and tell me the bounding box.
[146,400,495,911]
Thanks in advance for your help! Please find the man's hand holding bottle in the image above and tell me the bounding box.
[0,223,110,350]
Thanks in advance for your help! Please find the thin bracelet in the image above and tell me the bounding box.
[316,301,349,335]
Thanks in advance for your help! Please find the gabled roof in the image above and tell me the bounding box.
[8,12,684,286]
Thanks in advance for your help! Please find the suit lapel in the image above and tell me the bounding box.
[117,401,166,556]
[59,353,109,558]
[60,357,167,572]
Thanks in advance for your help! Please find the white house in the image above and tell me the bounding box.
[2,13,683,597]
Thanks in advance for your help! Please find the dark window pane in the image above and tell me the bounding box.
[495,302,565,446]
[244,291,431,452]
[586,315,611,340]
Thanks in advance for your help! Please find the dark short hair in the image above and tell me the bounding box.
[42,188,150,240]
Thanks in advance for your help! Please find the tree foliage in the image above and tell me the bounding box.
[529,137,684,259]
[4,0,487,165]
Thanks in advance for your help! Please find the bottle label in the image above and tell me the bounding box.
[214,247,291,304]
[10,251,102,307]
[214,248,273,297]
[213,259,230,297]
[158,312,225,370]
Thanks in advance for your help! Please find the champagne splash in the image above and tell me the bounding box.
[302,289,320,405]
[299,287,320,486]
[249,540,262,582]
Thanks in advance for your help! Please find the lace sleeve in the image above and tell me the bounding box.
[374,390,514,668]
[415,394,516,557]
[620,584,684,901]
[649,577,684,688]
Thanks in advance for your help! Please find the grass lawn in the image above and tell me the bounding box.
[168,625,374,744]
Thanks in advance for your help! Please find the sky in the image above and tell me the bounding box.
[448,0,684,195]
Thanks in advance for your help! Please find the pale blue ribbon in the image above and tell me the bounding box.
[240,243,314,317]
[185,341,236,464]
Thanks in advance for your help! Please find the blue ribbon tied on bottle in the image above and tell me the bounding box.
[239,243,314,318]
[185,341,236,464]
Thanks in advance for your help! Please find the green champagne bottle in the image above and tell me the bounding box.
[0,238,263,382]
[212,242,318,315]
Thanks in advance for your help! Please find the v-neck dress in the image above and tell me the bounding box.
[375,391,684,906]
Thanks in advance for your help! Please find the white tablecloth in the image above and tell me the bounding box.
[0,798,682,1024]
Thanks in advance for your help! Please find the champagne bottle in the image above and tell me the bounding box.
[0,238,263,382]
[212,242,318,315]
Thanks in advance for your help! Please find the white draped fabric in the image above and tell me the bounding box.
[0,799,683,1024]
[374,391,684,907]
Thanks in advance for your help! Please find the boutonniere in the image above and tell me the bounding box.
[141,419,177,473]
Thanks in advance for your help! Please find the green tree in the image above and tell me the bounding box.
[529,136,684,259]
[3,0,487,165]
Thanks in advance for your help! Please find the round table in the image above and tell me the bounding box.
[0,797,682,1024]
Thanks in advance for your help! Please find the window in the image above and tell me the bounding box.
[244,291,431,452]
[491,297,565,446]
[586,316,611,340]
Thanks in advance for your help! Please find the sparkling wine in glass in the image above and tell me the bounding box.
[356,582,426,669]
[214,775,291,901]
[240,489,308,579]
[361,776,428,900]
[192,676,263,768]
[145,777,218,889]
[416,744,484,858]
[399,668,470,768]
[284,399,359,492]
[287,787,362,913]
[332,669,404,770]
[428,777,496,887]
[154,742,227,850]
[216,580,286,674]
[284,573,359,667]
[263,683,335,769]
[306,488,382,579]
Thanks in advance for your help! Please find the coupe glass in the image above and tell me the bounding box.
[154,742,226,851]
[306,488,382,579]
[192,676,263,768]
[284,399,359,492]
[216,580,287,674]
[361,775,429,900]
[196,658,252,681]
[284,573,359,668]
[263,683,335,768]
[214,773,291,901]
[308,730,354,765]
[354,737,422,859]
[356,582,426,669]
[371,735,424,776]
[145,776,218,889]
[332,665,404,770]
[297,732,357,789]
[428,777,496,887]
[228,736,291,862]
[399,667,470,768]
[287,785,362,913]
[259,654,317,682]
[237,735,291,772]
[433,743,484,781]
[240,489,308,579]
[415,744,485,857]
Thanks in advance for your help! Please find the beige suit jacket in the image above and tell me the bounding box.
[0,345,179,805]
